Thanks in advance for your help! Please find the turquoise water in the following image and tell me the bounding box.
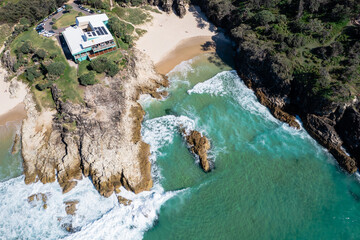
[0,122,23,182]
[1,53,360,239]
[141,54,360,239]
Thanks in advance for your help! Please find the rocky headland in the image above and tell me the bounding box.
[190,0,360,174]
[21,49,168,197]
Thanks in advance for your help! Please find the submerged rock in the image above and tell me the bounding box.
[117,196,132,206]
[182,129,211,172]
[11,133,20,155]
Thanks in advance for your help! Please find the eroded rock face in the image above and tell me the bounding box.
[21,50,167,197]
[182,129,211,172]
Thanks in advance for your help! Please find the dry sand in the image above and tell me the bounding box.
[136,5,219,74]
[0,65,28,124]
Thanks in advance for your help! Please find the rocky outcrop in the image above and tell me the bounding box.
[176,0,186,18]
[147,0,187,17]
[1,50,16,72]
[64,200,79,215]
[193,0,360,174]
[28,193,48,209]
[182,129,211,172]
[162,0,173,12]
[21,50,167,197]
[254,89,300,129]
[117,196,132,206]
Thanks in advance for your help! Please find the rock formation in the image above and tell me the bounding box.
[117,196,132,206]
[182,129,211,172]
[28,193,48,209]
[21,50,168,197]
[147,0,187,18]
[64,200,79,215]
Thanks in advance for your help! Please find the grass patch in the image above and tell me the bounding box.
[54,10,80,29]
[135,28,147,37]
[141,5,162,14]
[112,7,151,25]
[0,23,13,47]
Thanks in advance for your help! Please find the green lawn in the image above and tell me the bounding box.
[112,7,151,25]
[54,10,80,29]
[10,30,83,108]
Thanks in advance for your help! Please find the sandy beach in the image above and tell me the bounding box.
[0,66,28,125]
[136,5,221,74]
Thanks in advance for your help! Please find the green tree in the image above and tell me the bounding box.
[79,71,96,85]
[25,66,42,82]
[254,10,275,26]
[65,4,73,11]
[19,41,32,54]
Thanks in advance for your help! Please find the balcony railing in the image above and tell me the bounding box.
[92,43,116,52]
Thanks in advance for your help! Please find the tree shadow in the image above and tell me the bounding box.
[188,5,216,32]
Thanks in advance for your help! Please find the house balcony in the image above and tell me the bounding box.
[88,47,117,59]
[92,42,116,53]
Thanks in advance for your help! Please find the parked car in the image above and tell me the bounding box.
[44,18,48,22]
[90,10,94,14]
[97,10,102,13]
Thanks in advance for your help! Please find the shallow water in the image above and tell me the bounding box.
[1,53,360,239]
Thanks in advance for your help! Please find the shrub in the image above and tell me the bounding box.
[107,62,119,77]
[25,66,42,82]
[19,41,32,54]
[52,18,56,23]
[78,12,83,16]
[254,10,275,26]
[79,71,96,85]
[90,57,108,73]
[52,25,58,30]
[89,57,120,77]
[65,5,73,11]
[46,62,66,76]
[35,49,46,60]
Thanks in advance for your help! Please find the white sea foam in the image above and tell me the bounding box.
[0,175,178,240]
[187,70,279,123]
[0,115,192,239]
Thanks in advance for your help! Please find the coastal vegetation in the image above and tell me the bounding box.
[112,6,151,25]
[193,0,360,103]
[0,0,67,24]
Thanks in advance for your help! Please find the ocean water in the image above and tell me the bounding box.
[1,53,360,239]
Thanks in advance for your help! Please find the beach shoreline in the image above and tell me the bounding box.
[136,5,219,73]
[0,65,28,125]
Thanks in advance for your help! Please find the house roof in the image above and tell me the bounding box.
[62,14,113,55]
